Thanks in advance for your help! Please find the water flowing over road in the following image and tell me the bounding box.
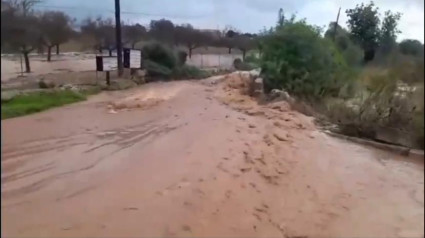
[2,74,423,238]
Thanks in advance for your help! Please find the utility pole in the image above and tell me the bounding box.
[115,0,123,76]
[333,7,341,41]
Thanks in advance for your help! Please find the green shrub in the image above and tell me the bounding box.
[244,53,261,67]
[142,42,177,69]
[260,20,350,98]
[177,50,188,66]
[143,60,172,78]
[172,65,211,79]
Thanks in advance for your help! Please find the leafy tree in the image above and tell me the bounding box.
[399,39,424,57]
[378,10,401,55]
[277,8,285,27]
[346,1,381,62]
[325,22,363,67]
[40,11,73,61]
[149,19,174,45]
[123,23,146,49]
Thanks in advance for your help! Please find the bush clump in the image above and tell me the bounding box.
[143,59,173,78]
[141,42,210,80]
[177,50,188,66]
[260,18,351,97]
[173,65,211,79]
[142,43,177,69]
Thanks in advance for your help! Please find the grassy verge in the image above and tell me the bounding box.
[1,89,99,119]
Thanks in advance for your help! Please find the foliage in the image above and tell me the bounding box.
[177,50,188,65]
[260,15,350,98]
[143,59,172,78]
[1,90,86,119]
[399,39,424,57]
[346,1,381,61]
[324,22,363,67]
[244,52,261,66]
[377,10,402,56]
[149,19,175,45]
[141,42,177,69]
[172,65,211,79]
[325,65,424,149]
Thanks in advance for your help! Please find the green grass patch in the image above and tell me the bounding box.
[1,90,96,119]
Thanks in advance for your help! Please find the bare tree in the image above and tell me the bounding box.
[2,0,41,72]
[80,17,115,55]
[174,24,208,58]
[40,11,73,61]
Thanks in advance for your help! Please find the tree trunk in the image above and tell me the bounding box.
[228,47,232,54]
[37,45,44,55]
[242,50,246,60]
[23,52,30,73]
[188,47,192,58]
[47,46,52,62]
[131,42,136,49]
[109,49,112,56]
[56,44,60,55]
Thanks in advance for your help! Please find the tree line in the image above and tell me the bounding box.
[1,0,258,73]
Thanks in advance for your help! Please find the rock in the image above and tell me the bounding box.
[245,109,265,116]
[1,90,20,102]
[273,131,288,141]
[269,89,295,103]
[60,84,79,92]
[249,69,261,77]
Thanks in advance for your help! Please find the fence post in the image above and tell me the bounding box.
[106,71,110,85]
[201,54,203,68]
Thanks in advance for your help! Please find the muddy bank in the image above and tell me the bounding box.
[1,74,423,238]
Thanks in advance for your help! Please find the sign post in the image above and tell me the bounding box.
[123,48,142,76]
[96,56,118,85]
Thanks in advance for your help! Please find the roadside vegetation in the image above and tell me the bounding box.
[1,89,100,119]
[258,2,424,149]
[1,0,423,149]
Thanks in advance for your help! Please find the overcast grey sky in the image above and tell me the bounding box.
[36,0,424,42]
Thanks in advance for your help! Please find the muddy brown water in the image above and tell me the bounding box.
[1,78,424,238]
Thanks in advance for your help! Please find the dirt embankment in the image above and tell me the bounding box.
[1,73,423,238]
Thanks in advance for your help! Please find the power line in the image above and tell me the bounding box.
[34,4,204,19]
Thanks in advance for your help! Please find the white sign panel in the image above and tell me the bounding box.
[129,49,141,68]
[103,57,118,71]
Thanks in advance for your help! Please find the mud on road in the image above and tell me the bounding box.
[1,73,424,238]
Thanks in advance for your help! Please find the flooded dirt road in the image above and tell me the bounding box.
[2,75,424,238]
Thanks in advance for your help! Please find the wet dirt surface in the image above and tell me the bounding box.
[2,75,424,238]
